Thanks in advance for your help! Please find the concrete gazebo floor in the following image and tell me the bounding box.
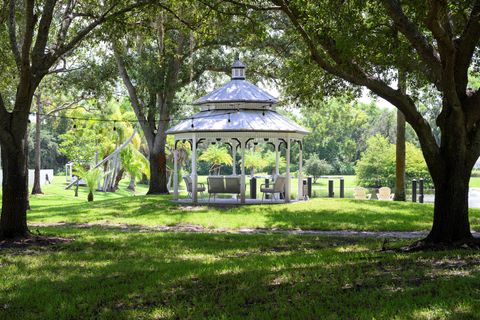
[173,198,304,205]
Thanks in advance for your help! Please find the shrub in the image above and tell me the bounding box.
[304,155,333,182]
[355,135,430,188]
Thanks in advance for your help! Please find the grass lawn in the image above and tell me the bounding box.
[2,227,480,319]
[22,176,480,232]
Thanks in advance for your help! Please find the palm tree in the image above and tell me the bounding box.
[243,149,268,176]
[199,145,232,175]
[75,167,103,202]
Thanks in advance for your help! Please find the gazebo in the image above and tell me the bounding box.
[167,59,309,204]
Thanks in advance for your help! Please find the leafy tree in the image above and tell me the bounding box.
[304,155,333,183]
[0,0,145,238]
[243,148,268,175]
[199,145,232,175]
[356,135,430,189]
[259,0,480,245]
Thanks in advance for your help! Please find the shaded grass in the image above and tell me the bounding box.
[1,227,480,319]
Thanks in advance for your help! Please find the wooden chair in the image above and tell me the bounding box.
[260,176,286,202]
[354,187,371,200]
[183,176,206,199]
[377,187,394,200]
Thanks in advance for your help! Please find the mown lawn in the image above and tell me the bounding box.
[2,227,480,319]
[24,178,480,232]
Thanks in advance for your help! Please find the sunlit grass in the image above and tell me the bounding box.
[1,227,480,319]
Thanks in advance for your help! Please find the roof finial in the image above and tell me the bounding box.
[232,56,246,80]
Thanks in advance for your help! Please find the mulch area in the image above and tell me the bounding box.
[0,235,73,250]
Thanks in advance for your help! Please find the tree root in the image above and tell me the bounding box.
[386,237,480,252]
[0,233,73,249]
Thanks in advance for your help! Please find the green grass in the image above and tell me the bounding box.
[22,176,480,232]
[2,227,480,319]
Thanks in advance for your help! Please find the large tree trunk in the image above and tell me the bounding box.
[31,93,43,195]
[424,109,474,245]
[395,109,406,201]
[0,141,29,238]
[147,147,169,194]
[427,166,472,243]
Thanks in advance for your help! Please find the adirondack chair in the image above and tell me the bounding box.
[354,187,371,200]
[377,187,394,200]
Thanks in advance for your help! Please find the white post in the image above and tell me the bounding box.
[191,134,198,203]
[173,147,179,200]
[297,141,303,201]
[275,140,280,176]
[232,143,237,175]
[285,137,291,203]
[240,139,246,203]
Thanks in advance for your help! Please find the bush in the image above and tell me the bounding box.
[355,135,431,188]
[304,155,333,183]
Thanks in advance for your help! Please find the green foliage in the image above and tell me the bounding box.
[243,148,268,174]
[304,155,333,182]
[199,145,232,175]
[74,166,103,201]
[356,135,430,188]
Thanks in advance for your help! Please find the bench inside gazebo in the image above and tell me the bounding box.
[166,59,309,204]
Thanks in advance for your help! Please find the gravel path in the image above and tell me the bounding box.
[27,222,463,239]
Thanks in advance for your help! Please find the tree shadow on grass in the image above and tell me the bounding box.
[1,228,480,319]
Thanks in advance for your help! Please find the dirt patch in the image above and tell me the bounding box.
[0,235,73,250]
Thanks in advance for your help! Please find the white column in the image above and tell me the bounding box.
[240,139,246,203]
[285,137,291,203]
[275,140,280,175]
[191,134,198,203]
[173,148,179,200]
[232,144,237,175]
[297,141,303,201]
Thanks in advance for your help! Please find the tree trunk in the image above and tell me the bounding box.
[113,168,125,191]
[147,148,169,194]
[87,191,94,202]
[31,94,43,195]
[427,167,472,243]
[395,109,406,201]
[0,142,29,238]
[127,175,136,191]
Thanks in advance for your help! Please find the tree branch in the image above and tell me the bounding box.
[381,0,442,82]
[8,0,21,69]
[456,1,480,93]
[32,0,57,66]
[274,0,443,177]
[112,42,154,145]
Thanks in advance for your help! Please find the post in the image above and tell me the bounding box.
[419,178,424,203]
[173,149,179,200]
[285,138,291,203]
[250,177,257,199]
[191,134,197,203]
[307,177,312,198]
[297,141,303,201]
[328,180,334,198]
[232,144,237,175]
[240,139,246,203]
[275,140,280,175]
[412,179,417,202]
[265,178,270,199]
[340,178,345,198]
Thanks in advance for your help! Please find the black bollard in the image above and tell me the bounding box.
[412,179,417,202]
[419,178,424,203]
[250,177,257,199]
[340,178,345,198]
[307,177,313,198]
[265,178,270,199]
[328,180,334,198]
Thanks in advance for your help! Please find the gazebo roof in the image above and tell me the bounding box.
[193,79,277,105]
[166,109,309,135]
